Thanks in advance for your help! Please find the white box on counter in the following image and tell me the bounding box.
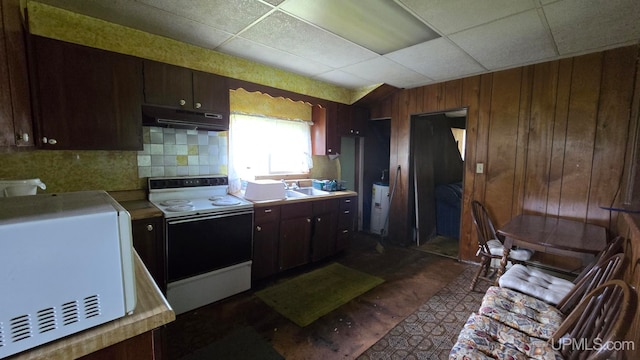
[243,179,286,201]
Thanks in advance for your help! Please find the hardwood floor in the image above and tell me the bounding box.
[164,232,469,359]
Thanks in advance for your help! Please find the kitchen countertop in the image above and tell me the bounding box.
[9,251,175,360]
[244,190,358,207]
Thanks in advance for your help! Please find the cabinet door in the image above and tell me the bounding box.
[132,217,166,294]
[311,199,339,261]
[252,206,281,281]
[142,60,192,108]
[337,104,369,137]
[0,0,33,147]
[312,103,340,155]
[279,216,312,271]
[192,70,230,116]
[31,36,143,150]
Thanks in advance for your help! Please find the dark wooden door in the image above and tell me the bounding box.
[142,60,192,108]
[0,0,33,147]
[132,217,166,294]
[31,36,143,150]
[253,205,280,280]
[279,216,311,271]
[192,70,229,115]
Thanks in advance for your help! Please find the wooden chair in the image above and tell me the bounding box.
[498,235,624,305]
[469,200,533,291]
[552,279,636,360]
[478,253,627,340]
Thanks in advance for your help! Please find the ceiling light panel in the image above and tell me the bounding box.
[280,0,439,54]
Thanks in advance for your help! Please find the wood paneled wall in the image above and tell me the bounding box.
[370,45,640,265]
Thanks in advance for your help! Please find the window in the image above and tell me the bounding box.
[229,113,313,181]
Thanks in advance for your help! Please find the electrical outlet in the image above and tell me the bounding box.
[476,163,484,174]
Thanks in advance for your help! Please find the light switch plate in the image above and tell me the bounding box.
[476,163,484,173]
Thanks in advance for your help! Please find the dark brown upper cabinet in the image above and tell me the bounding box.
[337,104,369,137]
[142,60,229,117]
[312,103,340,156]
[0,0,33,148]
[29,36,143,150]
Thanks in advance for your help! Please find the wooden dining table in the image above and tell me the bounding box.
[495,214,608,280]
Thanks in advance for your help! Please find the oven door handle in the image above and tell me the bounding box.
[167,209,254,225]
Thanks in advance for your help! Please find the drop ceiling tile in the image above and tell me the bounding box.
[543,0,640,55]
[136,0,274,34]
[313,70,374,89]
[238,10,378,68]
[398,0,536,35]
[37,0,234,48]
[219,37,333,76]
[340,57,433,89]
[385,38,486,81]
[450,9,557,70]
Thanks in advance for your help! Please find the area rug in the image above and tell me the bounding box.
[357,264,489,360]
[256,262,385,327]
[415,235,459,259]
[179,326,283,360]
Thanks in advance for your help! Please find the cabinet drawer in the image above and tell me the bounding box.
[281,202,312,220]
[254,205,280,223]
[339,196,356,212]
[338,211,354,229]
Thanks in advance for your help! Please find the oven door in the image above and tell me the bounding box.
[166,208,253,283]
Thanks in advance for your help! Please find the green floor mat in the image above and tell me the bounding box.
[256,263,384,327]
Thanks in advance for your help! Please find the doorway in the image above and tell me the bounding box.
[410,109,466,259]
[361,118,391,235]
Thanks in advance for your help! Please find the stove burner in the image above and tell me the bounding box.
[166,204,196,212]
[160,199,193,207]
[211,196,241,206]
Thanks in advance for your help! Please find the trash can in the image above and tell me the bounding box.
[434,182,462,238]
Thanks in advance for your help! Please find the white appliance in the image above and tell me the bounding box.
[148,175,254,315]
[370,183,390,235]
[0,178,46,197]
[0,191,136,359]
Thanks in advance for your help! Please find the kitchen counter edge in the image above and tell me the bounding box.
[9,251,175,360]
[242,190,358,207]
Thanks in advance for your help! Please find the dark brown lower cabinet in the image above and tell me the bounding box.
[252,196,355,279]
[278,202,312,271]
[132,217,166,294]
[336,196,356,252]
[252,206,281,281]
[311,199,339,262]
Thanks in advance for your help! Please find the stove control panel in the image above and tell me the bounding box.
[149,175,228,190]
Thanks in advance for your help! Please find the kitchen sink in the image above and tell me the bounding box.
[285,189,308,198]
[293,187,331,196]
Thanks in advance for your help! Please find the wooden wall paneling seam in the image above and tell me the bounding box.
[513,65,534,218]
[387,91,401,243]
[395,90,412,244]
[588,46,638,230]
[485,68,523,227]
[445,79,463,110]
[559,52,603,221]
[547,58,573,217]
[460,76,482,261]
[524,61,559,216]
[624,47,640,207]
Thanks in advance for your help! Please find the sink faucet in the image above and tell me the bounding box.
[281,179,299,190]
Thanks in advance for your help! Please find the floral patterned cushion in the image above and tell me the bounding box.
[478,287,564,339]
[449,313,563,360]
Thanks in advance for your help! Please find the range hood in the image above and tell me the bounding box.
[142,104,229,131]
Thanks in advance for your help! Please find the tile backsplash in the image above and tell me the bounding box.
[137,127,228,178]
